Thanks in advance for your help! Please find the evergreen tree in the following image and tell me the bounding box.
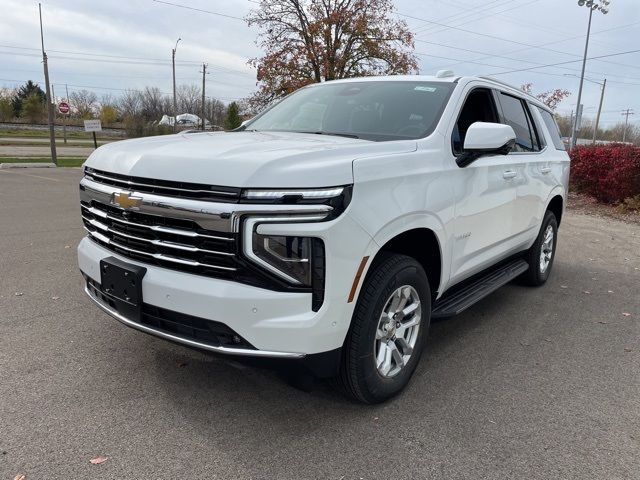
[224,102,242,130]
[12,80,45,118]
[21,92,44,123]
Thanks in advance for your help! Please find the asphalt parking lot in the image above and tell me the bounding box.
[1,167,639,479]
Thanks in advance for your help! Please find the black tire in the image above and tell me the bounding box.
[336,253,431,404]
[520,210,558,286]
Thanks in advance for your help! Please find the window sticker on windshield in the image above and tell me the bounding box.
[414,86,437,92]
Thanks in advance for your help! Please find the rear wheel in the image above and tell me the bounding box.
[520,210,558,286]
[336,253,431,404]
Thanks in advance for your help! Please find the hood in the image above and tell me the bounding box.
[84,131,416,188]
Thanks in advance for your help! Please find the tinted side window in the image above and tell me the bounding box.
[537,107,565,150]
[527,102,545,150]
[498,93,536,152]
[452,88,499,155]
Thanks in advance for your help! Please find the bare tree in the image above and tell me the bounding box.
[140,86,166,120]
[118,89,142,119]
[204,98,227,128]
[177,84,201,114]
[70,89,98,119]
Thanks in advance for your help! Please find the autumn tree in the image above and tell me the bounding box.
[245,0,417,110]
[521,83,570,111]
[0,87,14,121]
[100,105,118,125]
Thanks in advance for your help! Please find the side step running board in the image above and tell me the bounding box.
[431,259,529,319]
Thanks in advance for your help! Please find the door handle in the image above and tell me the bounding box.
[540,167,552,174]
[502,170,517,179]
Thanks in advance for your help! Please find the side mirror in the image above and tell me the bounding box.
[457,122,516,167]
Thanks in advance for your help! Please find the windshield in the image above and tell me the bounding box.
[246,81,455,142]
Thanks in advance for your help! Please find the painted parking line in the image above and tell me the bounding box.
[0,169,60,182]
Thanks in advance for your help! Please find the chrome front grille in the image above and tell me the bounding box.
[84,167,241,202]
[81,200,238,278]
[79,172,333,285]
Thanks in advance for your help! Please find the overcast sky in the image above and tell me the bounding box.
[1,0,639,127]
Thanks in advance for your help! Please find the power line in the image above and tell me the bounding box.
[412,0,513,36]
[414,0,534,37]
[489,49,640,75]
[0,49,255,78]
[408,12,640,76]
[0,78,246,101]
[402,11,640,72]
[151,0,245,21]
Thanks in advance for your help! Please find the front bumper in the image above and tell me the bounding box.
[83,280,302,359]
[78,231,370,357]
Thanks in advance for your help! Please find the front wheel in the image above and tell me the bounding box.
[520,210,558,286]
[336,253,431,404]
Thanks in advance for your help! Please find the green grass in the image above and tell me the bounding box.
[0,140,107,147]
[0,157,86,167]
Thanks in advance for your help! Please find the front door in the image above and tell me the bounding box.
[447,85,519,285]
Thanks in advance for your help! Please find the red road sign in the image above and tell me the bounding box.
[58,101,70,115]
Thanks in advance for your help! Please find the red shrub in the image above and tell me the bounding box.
[570,144,640,203]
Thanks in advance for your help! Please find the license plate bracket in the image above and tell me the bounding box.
[100,256,147,321]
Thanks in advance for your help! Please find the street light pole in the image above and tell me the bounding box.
[592,78,606,144]
[570,0,610,150]
[172,37,181,133]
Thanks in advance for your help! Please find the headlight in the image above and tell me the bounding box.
[242,215,327,310]
[252,234,314,285]
[242,187,345,201]
[240,185,352,219]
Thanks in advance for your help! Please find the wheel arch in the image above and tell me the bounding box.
[546,193,564,226]
[369,227,443,301]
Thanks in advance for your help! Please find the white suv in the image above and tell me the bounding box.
[78,72,569,403]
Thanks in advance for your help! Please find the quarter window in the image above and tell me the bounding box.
[498,93,538,152]
[537,107,565,150]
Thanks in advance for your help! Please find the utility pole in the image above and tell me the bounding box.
[621,108,634,143]
[172,38,181,133]
[39,3,57,166]
[592,78,606,144]
[51,83,56,133]
[63,83,69,144]
[200,63,208,131]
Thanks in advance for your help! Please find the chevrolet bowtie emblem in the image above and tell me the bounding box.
[111,191,142,210]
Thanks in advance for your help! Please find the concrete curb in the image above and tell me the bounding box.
[0,162,57,169]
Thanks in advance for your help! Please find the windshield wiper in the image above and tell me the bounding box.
[299,131,360,139]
